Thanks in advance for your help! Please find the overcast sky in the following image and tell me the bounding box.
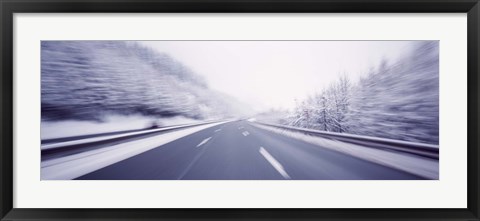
[140,41,414,112]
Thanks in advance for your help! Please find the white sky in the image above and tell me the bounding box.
[140,41,414,112]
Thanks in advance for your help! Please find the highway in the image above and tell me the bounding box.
[60,120,427,180]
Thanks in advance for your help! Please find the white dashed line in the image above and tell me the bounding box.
[214,129,222,132]
[242,131,250,136]
[196,137,212,147]
[259,147,291,179]
[238,126,244,130]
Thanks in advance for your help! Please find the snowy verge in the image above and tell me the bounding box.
[41,115,202,140]
[41,121,229,180]
[41,120,221,150]
[250,123,439,179]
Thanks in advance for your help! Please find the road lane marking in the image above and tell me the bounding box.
[259,147,291,179]
[41,122,229,180]
[196,137,212,147]
[238,127,244,130]
[242,131,250,136]
[214,129,222,132]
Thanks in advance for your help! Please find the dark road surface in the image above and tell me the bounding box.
[77,120,423,180]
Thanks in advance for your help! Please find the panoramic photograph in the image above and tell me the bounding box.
[40,40,439,180]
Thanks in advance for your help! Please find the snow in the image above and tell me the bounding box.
[284,42,439,144]
[41,119,216,150]
[41,115,201,140]
[41,121,230,180]
[251,122,439,179]
[41,41,252,123]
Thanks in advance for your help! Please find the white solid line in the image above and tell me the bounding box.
[196,137,212,147]
[214,129,222,132]
[259,147,291,179]
[242,131,249,136]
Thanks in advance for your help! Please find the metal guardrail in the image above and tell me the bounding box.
[254,122,439,159]
[41,120,225,160]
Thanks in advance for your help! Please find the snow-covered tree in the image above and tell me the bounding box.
[345,41,439,144]
[41,41,250,122]
[287,41,439,144]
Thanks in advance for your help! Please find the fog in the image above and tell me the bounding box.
[41,40,439,181]
[141,41,413,111]
[41,40,438,144]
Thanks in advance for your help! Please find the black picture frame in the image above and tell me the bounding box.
[1,0,479,220]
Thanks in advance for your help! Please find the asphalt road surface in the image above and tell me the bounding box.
[76,120,424,180]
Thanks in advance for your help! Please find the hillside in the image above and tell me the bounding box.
[41,41,249,122]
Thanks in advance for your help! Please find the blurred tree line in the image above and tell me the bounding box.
[287,42,439,144]
[41,41,249,122]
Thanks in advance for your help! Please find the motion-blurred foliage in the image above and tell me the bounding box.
[41,41,249,122]
[288,42,439,144]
